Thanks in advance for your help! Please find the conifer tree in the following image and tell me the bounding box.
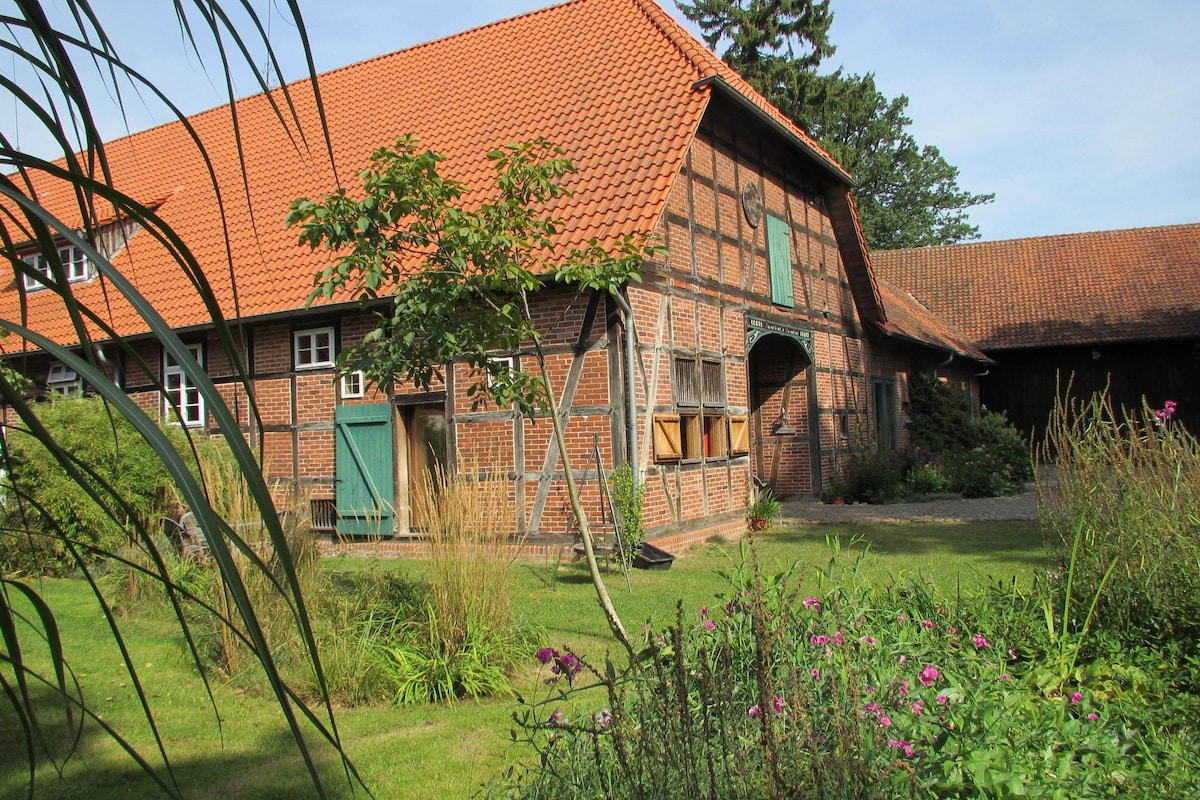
[679,0,993,250]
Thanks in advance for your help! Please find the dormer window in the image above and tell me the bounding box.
[22,245,92,290]
[46,362,83,396]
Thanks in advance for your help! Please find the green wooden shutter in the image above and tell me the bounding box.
[335,403,394,536]
[766,214,795,308]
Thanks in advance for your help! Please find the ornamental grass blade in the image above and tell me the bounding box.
[0,1,358,795]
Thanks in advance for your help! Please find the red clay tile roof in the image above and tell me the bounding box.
[874,280,990,363]
[2,0,850,347]
[872,223,1200,351]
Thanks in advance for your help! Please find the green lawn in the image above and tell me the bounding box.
[2,520,1044,799]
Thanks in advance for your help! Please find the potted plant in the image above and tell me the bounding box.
[746,486,782,531]
[825,480,850,505]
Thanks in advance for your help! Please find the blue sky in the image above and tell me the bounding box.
[10,0,1199,244]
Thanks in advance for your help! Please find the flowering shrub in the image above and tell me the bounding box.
[496,542,1199,798]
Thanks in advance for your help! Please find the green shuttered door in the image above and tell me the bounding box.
[335,403,394,536]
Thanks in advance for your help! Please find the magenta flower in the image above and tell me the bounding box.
[898,654,907,664]
[1070,692,1083,704]
[919,665,940,687]
[878,715,892,728]
[888,739,915,758]
[810,634,830,645]
[859,635,877,646]
[810,668,820,678]
[910,700,925,716]
[921,619,935,629]
[936,694,949,704]
[748,704,762,718]
[1087,713,1099,721]
[595,709,613,730]
[802,596,821,611]
[703,619,716,630]
[773,695,786,714]
[972,633,990,649]
[896,614,907,622]
[547,708,563,726]
[535,647,557,665]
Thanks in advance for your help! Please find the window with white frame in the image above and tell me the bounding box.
[340,369,365,399]
[46,362,83,397]
[294,327,335,369]
[164,344,205,428]
[22,245,91,290]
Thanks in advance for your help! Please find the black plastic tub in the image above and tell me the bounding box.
[633,542,675,570]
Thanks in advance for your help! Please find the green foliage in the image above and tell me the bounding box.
[906,372,1033,498]
[677,0,993,250]
[288,136,657,417]
[1,396,186,575]
[1039,391,1200,664]
[844,446,905,503]
[746,485,783,528]
[609,464,647,564]
[497,542,1200,798]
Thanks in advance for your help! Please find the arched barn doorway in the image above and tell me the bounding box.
[746,324,821,498]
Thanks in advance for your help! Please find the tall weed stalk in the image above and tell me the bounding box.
[1038,388,1200,656]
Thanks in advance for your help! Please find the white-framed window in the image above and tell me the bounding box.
[46,362,83,397]
[22,245,91,291]
[294,327,335,369]
[164,344,205,428]
[340,369,365,399]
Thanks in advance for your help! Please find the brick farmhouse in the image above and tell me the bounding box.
[1,0,987,549]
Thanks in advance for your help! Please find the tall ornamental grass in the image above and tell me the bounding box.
[1038,390,1200,654]
[385,458,534,703]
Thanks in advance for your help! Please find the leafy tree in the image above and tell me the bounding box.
[288,136,659,651]
[678,0,994,250]
[1,3,359,796]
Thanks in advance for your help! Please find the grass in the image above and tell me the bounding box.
[2,520,1044,799]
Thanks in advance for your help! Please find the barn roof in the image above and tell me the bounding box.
[872,223,1200,351]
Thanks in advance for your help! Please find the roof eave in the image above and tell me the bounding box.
[692,75,854,187]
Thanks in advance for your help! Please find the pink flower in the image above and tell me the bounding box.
[898,654,907,664]
[887,738,914,757]
[802,596,821,611]
[595,709,612,729]
[547,708,563,726]
[972,634,990,649]
[832,630,844,646]
[810,668,820,678]
[921,619,935,629]
[773,695,786,714]
[703,619,715,630]
[748,704,761,718]
[896,614,907,622]
[910,700,925,716]
[859,635,877,646]
[936,695,949,704]
[919,665,940,687]
[948,626,958,635]
[1070,692,1083,704]
[878,715,892,727]
[1000,674,1011,681]
[1087,713,1099,721]
[810,634,829,645]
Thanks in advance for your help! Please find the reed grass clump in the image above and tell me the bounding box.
[1038,389,1200,652]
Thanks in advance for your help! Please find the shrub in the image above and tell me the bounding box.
[609,464,646,563]
[496,543,1199,798]
[902,461,947,496]
[1,396,186,575]
[845,446,905,503]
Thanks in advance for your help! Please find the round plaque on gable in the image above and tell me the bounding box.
[741,183,762,228]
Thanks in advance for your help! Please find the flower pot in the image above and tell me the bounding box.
[827,496,845,505]
[748,516,770,531]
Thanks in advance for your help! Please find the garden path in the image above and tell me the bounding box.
[781,487,1039,526]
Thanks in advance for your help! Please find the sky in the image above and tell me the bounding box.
[7,0,1199,244]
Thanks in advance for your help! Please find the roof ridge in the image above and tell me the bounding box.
[878,221,1200,255]
[631,0,721,80]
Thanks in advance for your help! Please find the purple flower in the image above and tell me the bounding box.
[1087,713,1099,722]
[888,738,915,758]
[910,700,925,716]
[919,665,940,687]
[555,652,583,681]
[595,709,613,730]
[703,619,716,630]
[810,634,830,645]
[1070,692,1083,704]
[936,694,949,704]
[878,715,892,728]
[748,704,762,718]
[802,596,822,611]
[535,647,558,665]
[773,695,785,714]
[547,708,563,726]
[859,635,877,646]
[921,619,935,629]
[972,634,991,649]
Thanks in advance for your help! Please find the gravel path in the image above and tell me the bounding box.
[781,488,1039,525]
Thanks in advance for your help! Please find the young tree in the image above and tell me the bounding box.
[678,0,993,250]
[288,136,658,651]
